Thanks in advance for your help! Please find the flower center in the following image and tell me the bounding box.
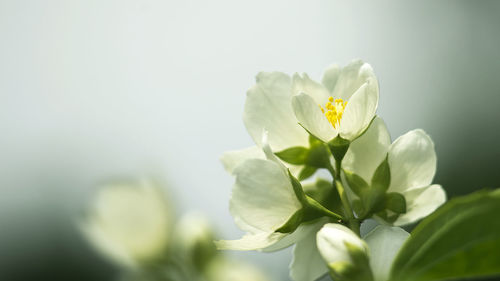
[320,97,347,129]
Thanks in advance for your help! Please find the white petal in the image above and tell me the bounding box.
[292,93,337,142]
[230,159,302,233]
[332,59,378,101]
[215,232,287,251]
[243,72,308,151]
[364,226,410,281]
[290,230,328,281]
[220,146,265,174]
[343,117,391,183]
[316,223,367,264]
[388,129,437,193]
[292,73,331,105]
[321,64,341,94]
[393,184,446,226]
[338,78,379,140]
[263,218,328,252]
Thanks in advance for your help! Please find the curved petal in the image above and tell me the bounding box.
[316,223,367,264]
[321,64,341,94]
[388,129,437,193]
[332,59,378,101]
[243,72,308,151]
[292,73,330,105]
[290,230,328,281]
[393,184,446,226]
[292,93,337,142]
[262,218,328,252]
[220,146,265,174]
[230,159,302,233]
[338,77,379,140]
[364,226,409,281]
[215,232,287,251]
[343,117,391,183]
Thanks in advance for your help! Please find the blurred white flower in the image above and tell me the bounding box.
[173,212,217,271]
[343,118,446,225]
[80,180,172,268]
[292,60,379,143]
[205,258,271,281]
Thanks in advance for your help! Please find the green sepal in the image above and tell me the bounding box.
[364,187,387,214]
[371,155,391,192]
[343,170,369,197]
[275,209,304,233]
[275,146,308,165]
[351,199,365,217]
[376,210,399,224]
[298,166,317,181]
[287,170,308,205]
[328,242,374,281]
[385,192,406,214]
[328,136,350,163]
[304,178,344,217]
[305,143,331,168]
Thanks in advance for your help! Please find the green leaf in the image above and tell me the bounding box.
[343,170,369,197]
[275,146,308,165]
[328,136,350,163]
[385,192,406,214]
[298,166,317,180]
[371,156,390,192]
[390,189,500,281]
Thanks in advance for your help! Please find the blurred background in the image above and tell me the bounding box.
[1,0,499,280]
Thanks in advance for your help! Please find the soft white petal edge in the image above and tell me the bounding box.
[243,71,308,151]
[292,93,337,142]
[263,218,328,252]
[229,158,302,233]
[332,59,378,101]
[321,64,341,94]
[215,232,288,251]
[342,117,391,183]
[394,184,446,226]
[220,146,265,174]
[290,229,328,281]
[292,73,331,105]
[388,129,437,193]
[364,225,410,281]
[339,77,379,140]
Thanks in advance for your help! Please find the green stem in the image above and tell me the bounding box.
[336,180,361,236]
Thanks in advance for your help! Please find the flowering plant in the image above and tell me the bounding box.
[218,60,500,281]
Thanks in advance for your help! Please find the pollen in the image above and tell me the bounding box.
[320,97,347,129]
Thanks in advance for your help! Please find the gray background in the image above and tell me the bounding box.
[1,1,499,280]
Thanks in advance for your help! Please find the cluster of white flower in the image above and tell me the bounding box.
[217,60,446,281]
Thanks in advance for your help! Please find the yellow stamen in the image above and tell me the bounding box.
[320,97,347,129]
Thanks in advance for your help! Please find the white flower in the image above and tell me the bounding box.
[222,59,379,173]
[317,224,409,281]
[215,150,304,251]
[79,180,172,268]
[343,118,446,226]
[292,59,379,143]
